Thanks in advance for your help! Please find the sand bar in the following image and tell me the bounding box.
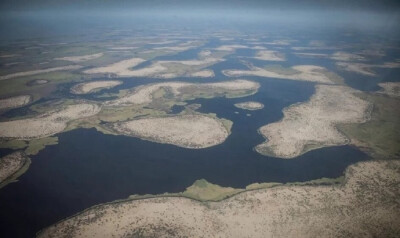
[255,85,371,158]
[0,95,31,110]
[55,53,103,62]
[223,65,340,84]
[234,101,264,110]
[110,114,229,148]
[105,79,259,107]
[71,80,122,94]
[254,50,285,61]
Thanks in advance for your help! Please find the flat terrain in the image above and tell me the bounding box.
[234,101,264,110]
[0,151,30,188]
[256,85,371,158]
[110,114,230,148]
[0,103,101,139]
[0,95,31,110]
[37,160,400,238]
[223,64,342,84]
[70,80,122,94]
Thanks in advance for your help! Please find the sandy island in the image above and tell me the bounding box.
[104,79,260,107]
[55,53,103,62]
[255,85,371,158]
[254,50,285,61]
[337,61,400,76]
[110,114,230,149]
[0,65,82,81]
[0,103,101,139]
[223,64,341,84]
[37,160,400,238]
[378,82,400,97]
[234,101,264,110]
[0,95,31,110]
[0,151,30,187]
[71,80,122,94]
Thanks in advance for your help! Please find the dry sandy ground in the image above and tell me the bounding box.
[83,58,146,76]
[223,65,337,84]
[0,65,83,81]
[254,50,285,61]
[0,103,101,139]
[105,79,259,107]
[71,80,122,94]
[234,101,264,110]
[255,85,371,158]
[378,82,400,97]
[336,61,400,76]
[84,56,217,78]
[110,114,229,148]
[0,151,28,183]
[37,160,400,238]
[330,51,366,61]
[0,95,31,110]
[55,53,103,62]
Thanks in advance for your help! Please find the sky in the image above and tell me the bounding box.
[1,0,400,12]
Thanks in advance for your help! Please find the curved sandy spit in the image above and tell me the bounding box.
[0,151,30,185]
[255,85,371,158]
[71,80,122,94]
[37,160,400,238]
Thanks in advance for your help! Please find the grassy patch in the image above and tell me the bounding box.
[25,137,58,155]
[338,93,400,160]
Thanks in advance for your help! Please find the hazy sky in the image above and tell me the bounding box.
[1,0,400,11]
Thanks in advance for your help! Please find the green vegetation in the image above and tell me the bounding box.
[338,93,400,160]
[0,156,31,189]
[25,137,59,155]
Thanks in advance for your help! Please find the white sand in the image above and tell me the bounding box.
[110,114,229,148]
[331,51,365,61]
[104,79,259,107]
[0,151,28,183]
[38,160,400,238]
[255,85,371,158]
[0,65,82,81]
[378,82,400,97]
[254,50,285,61]
[234,101,264,110]
[0,95,31,110]
[83,58,146,76]
[0,103,101,139]
[223,65,337,84]
[71,80,122,94]
[336,61,400,76]
[55,53,103,62]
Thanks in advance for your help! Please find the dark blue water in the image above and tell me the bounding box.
[0,76,370,238]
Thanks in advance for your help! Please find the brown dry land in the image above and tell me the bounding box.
[255,85,371,158]
[0,103,101,139]
[110,114,229,148]
[0,95,31,110]
[234,101,264,110]
[223,64,342,84]
[70,80,122,94]
[0,151,30,188]
[37,160,400,238]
